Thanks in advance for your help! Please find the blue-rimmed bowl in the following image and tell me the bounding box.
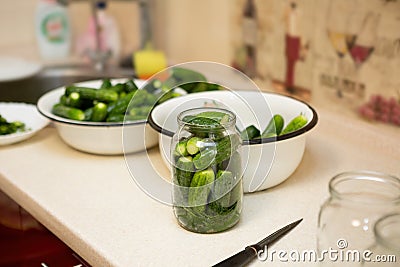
[149,90,318,192]
[37,79,158,155]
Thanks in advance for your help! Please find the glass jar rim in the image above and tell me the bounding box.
[374,213,400,251]
[177,107,237,130]
[329,171,400,204]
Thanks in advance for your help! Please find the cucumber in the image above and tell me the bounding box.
[190,82,208,93]
[181,115,196,123]
[195,111,230,124]
[192,134,240,171]
[178,82,223,94]
[107,91,136,115]
[143,79,163,93]
[215,134,241,164]
[119,91,127,99]
[172,67,207,82]
[208,201,238,215]
[204,83,224,91]
[157,91,181,104]
[106,114,123,122]
[240,125,260,140]
[191,82,223,93]
[106,114,147,122]
[108,83,126,93]
[183,116,221,127]
[182,111,231,133]
[186,137,202,155]
[175,139,189,157]
[218,151,242,176]
[229,179,242,206]
[83,107,93,121]
[176,82,197,93]
[100,78,112,89]
[261,114,285,138]
[176,156,195,172]
[52,104,85,121]
[129,90,153,108]
[127,115,147,121]
[170,68,207,93]
[61,92,84,109]
[193,146,217,170]
[175,156,195,187]
[0,115,27,135]
[143,93,158,106]
[129,106,153,117]
[188,168,215,211]
[125,79,139,93]
[67,92,82,108]
[60,95,68,105]
[91,102,108,122]
[280,114,308,135]
[212,170,233,207]
[65,86,118,103]
[177,204,240,233]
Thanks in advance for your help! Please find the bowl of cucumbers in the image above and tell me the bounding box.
[37,66,228,155]
[149,90,318,192]
[37,78,164,155]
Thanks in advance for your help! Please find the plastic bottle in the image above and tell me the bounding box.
[96,1,121,61]
[76,1,121,63]
[35,0,71,60]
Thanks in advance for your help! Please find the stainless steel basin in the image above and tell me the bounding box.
[0,65,135,104]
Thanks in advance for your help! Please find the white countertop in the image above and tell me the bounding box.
[0,106,399,266]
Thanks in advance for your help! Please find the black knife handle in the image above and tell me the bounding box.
[212,246,258,267]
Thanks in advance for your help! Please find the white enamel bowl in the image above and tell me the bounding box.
[37,79,158,155]
[148,90,318,192]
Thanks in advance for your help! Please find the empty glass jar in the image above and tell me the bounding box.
[362,213,400,266]
[317,171,400,266]
[171,107,243,233]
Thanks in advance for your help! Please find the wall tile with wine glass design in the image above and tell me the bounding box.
[231,0,400,125]
[314,0,400,117]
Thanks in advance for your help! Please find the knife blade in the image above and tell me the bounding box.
[212,218,303,267]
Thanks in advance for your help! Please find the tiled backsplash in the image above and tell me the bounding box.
[313,0,400,107]
[231,0,400,110]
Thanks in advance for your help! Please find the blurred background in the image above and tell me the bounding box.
[0,1,399,265]
[0,0,400,111]
[0,0,400,120]
[0,0,232,67]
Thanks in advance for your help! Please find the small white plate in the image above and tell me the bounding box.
[0,102,50,146]
[0,57,42,82]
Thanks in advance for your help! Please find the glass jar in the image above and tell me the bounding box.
[171,107,243,233]
[362,213,400,266]
[317,171,400,266]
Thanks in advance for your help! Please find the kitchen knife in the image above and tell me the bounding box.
[212,218,303,267]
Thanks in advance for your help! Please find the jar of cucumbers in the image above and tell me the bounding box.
[171,107,243,233]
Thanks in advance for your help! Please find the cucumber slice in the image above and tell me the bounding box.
[186,137,202,155]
